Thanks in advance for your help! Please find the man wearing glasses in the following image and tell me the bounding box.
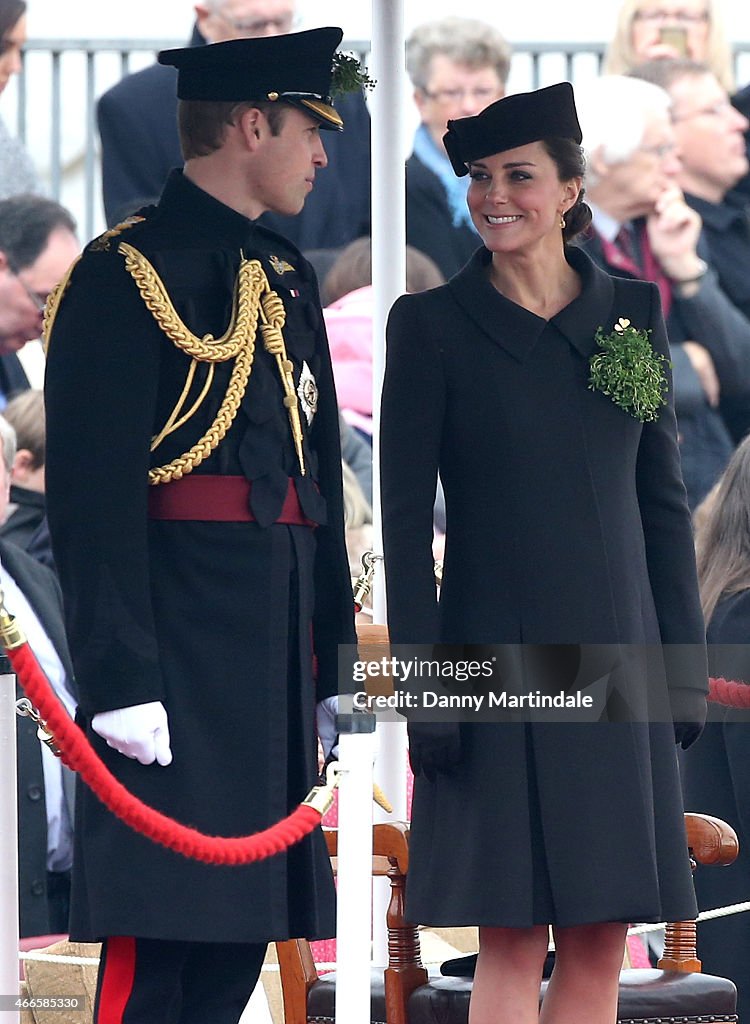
[633,60,750,431]
[0,195,78,404]
[97,0,371,251]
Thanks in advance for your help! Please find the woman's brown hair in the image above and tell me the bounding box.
[541,136,592,243]
[0,0,25,43]
[695,436,750,623]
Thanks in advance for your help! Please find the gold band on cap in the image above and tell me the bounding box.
[299,97,343,129]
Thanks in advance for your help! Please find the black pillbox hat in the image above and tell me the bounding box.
[443,81,582,176]
[158,26,345,131]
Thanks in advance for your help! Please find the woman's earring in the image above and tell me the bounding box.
[560,214,566,230]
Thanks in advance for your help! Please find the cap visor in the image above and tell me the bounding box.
[298,97,344,131]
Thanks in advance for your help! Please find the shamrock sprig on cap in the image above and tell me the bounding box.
[331,51,376,97]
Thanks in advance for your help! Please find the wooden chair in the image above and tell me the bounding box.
[276,813,740,1024]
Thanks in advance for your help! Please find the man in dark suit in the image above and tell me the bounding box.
[97,0,371,249]
[0,414,76,937]
[632,59,750,442]
[0,195,79,407]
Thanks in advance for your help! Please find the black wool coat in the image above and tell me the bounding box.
[381,245,707,927]
[44,170,356,943]
[681,589,750,1016]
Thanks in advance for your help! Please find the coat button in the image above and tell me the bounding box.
[31,880,44,896]
[27,784,42,801]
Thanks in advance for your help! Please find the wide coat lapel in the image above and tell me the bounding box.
[448,245,617,363]
[447,249,547,363]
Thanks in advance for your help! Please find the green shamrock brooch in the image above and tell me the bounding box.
[589,318,668,423]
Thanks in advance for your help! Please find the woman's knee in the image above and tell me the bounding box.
[478,925,550,971]
[552,922,627,974]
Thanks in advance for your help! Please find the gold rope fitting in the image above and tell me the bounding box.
[373,783,393,813]
[303,761,341,816]
[0,588,26,650]
[353,551,381,611]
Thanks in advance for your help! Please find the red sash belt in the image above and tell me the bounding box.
[147,475,315,525]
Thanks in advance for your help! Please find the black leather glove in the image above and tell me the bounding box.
[669,687,707,750]
[407,721,462,782]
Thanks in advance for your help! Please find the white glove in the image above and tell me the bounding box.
[92,701,173,766]
[316,696,339,761]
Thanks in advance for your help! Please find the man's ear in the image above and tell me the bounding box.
[237,107,264,150]
[12,449,34,481]
[194,4,211,32]
[0,251,9,273]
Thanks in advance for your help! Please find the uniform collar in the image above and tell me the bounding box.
[155,169,270,253]
[448,244,615,363]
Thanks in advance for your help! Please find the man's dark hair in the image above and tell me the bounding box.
[0,194,77,272]
[178,99,289,160]
[0,0,25,44]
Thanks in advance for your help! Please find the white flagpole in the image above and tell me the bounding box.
[0,658,20,1024]
[369,0,409,969]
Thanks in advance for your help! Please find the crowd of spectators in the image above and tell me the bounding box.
[4,0,750,1009]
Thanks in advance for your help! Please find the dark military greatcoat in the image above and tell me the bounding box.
[44,170,356,942]
[381,246,707,927]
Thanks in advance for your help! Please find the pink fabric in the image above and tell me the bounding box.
[323,286,373,430]
[626,934,652,968]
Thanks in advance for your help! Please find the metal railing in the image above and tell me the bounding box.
[3,37,750,241]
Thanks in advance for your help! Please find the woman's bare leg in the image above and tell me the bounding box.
[468,924,549,1024]
[540,922,627,1024]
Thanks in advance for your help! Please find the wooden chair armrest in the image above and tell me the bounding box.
[685,812,739,867]
[323,823,411,875]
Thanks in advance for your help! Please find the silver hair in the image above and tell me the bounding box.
[0,415,17,473]
[206,0,297,12]
[575,75,672,189]
[405,16,511,92]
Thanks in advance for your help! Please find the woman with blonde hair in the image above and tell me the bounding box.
[683,434,750,1016]
[604,0,735,92]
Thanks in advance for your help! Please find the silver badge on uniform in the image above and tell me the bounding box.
[297,361,318,425]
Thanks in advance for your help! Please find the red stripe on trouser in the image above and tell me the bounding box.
[97,936,136,1024]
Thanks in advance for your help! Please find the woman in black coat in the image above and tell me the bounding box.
[381,83,708,1024]
[682,436,750,1016]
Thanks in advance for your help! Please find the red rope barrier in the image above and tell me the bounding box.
[708,676,750,709]
[6,639,325,864]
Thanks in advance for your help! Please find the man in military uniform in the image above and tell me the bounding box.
[43,27,357,1024]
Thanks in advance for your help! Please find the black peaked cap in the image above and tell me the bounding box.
[443,82,582,176]
[158,26,345,130]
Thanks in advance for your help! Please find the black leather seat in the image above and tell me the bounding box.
[305,966,738,1024]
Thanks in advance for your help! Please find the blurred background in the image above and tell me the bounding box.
[2,0,749,240]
